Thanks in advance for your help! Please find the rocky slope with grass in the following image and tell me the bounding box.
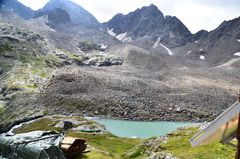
[7,116,235,159]
[0,9,124,132]
[0,0,239,127]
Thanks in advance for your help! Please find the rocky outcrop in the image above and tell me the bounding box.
[82,54,123,67]
[55,120,73,130]
[146,152,176,159]
[54,50,123,67]
[77,41,104,52]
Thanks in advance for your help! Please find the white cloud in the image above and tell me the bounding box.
[17,0,240,33]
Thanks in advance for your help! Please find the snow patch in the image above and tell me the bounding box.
[116,32,132,42]
[153,37,161,48]
[200,49,203,51]
[99,28,103,31]
[100,44,108,50]
[1,5,5,7]
[50,28,56,32]
[234,52,240,56]
[186,50,192,55]
[116,32,127,41]
[159,43,173,56]
[200,55,205,60]
[237,39,240,43]
[107,28,132,42]
[77,47,84,53]
[107,28,116,36]
[195,41,198,43]
[122,36,132,42]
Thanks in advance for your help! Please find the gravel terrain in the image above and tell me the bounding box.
[41,45,240,122]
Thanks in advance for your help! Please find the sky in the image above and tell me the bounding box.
[17,0,240,33]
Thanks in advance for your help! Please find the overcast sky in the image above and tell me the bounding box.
[17,0,240,33]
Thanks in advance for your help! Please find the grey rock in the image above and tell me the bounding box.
[55,120,73,130]
[77,41,104,53]
[82,54,123,67]
[94,110,99,115]
[110,57,123,65]
[146,152,177,159]
[71,124,105,132]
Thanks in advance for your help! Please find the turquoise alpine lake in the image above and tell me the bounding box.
[95,118,196,138]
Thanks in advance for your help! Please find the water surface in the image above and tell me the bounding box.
[95,119,195,138]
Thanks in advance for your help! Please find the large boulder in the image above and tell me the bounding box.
[55,120,73,130]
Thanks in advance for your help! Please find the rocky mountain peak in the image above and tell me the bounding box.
[163,15,191,37]
[138,4,164,18]
[104,4,191,47]
[42,0,100,28]
[104,4,165,35]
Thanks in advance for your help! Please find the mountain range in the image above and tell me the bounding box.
[2,0,240,58]
[104,4,192,47]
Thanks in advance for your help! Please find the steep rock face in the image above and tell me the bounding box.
[104,4,192,47]
[47,8,71,25]
[177,16,240,65]
[203,17,240,64]
[34,8,71,27]
[0,0,34,19]
[41,0,100,28]
[106,5,164,37]
[207,17,240,42]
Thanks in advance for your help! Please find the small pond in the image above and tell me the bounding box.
[95,118,196,138]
